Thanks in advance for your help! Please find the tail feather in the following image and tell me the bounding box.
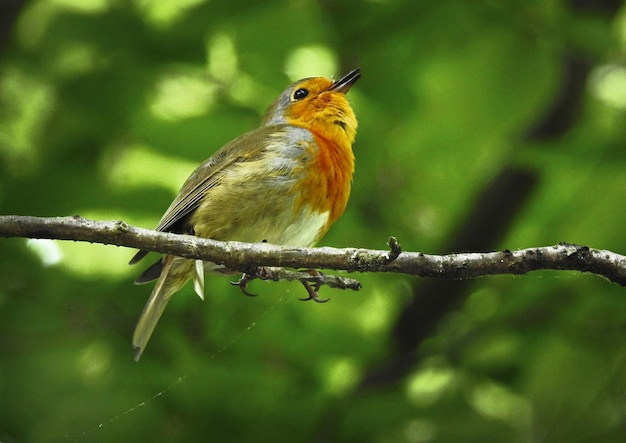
[129,249,149,265]
[134,258,164,284]
[193,259,205,300]
[132,256,191,361]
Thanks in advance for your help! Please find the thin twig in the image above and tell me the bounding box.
[1,215,625,286]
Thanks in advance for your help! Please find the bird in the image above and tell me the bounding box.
[129,68,361,361]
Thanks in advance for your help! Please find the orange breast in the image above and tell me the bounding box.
[293,132,355,236]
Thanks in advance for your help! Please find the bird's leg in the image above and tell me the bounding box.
[299,270,330,303]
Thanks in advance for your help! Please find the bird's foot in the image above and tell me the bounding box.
[231,267,330,303]
[230,270,258,297]
[298,270,330,303]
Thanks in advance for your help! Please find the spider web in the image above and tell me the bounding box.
[65,294,286,442]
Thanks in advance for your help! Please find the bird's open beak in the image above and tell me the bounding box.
[329,68,361,94]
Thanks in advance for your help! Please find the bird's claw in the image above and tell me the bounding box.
[298,271,330,303]
[231,267,330,303]
[230,271,258,297]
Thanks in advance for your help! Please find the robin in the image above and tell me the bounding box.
[129,69,361,361]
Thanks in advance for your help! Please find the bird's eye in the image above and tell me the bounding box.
[292,88,309,101]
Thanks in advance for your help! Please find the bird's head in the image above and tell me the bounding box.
[263,69,360,145]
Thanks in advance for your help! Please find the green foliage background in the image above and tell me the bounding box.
[1,0,626,441]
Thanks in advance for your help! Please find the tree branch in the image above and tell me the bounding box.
[1,215,626,287]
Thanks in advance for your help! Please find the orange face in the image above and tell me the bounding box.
[262,70,360,148]
[284,78,357,145]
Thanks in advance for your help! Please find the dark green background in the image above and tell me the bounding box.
[1,0,626,441]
